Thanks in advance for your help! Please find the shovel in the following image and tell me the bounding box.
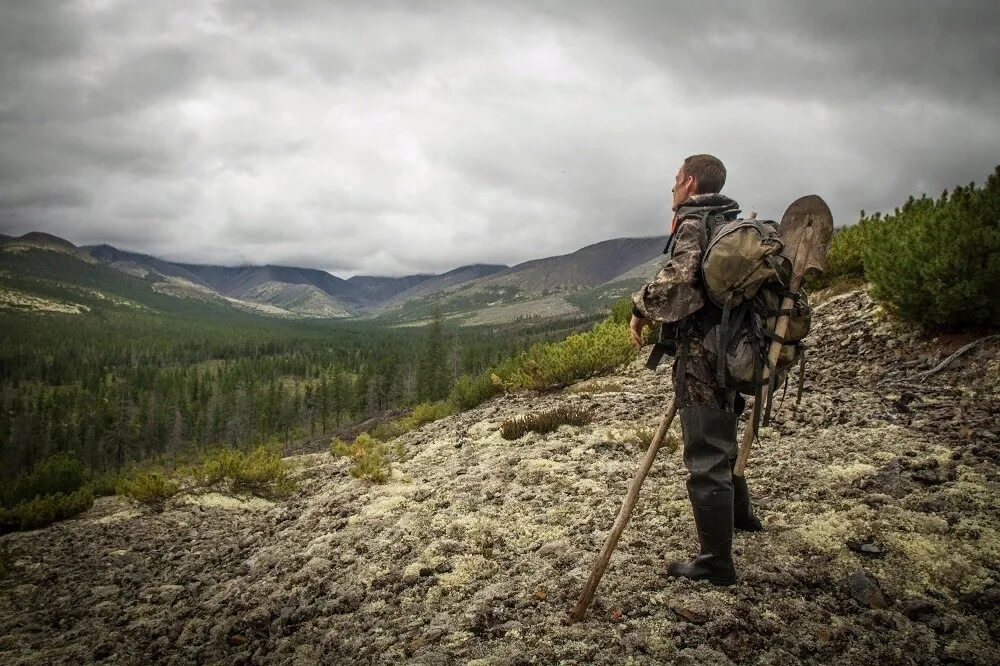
[733,194,833,477]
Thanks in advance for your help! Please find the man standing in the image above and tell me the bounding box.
[629,154,763,587]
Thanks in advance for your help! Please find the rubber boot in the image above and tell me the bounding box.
[667,406,737,586]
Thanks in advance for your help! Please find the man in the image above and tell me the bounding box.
[629,154,762,587]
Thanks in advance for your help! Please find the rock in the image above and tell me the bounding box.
[848,569,889,609]
[900,597,936,621]
[670,602,708,624]
[90,584,120,599]
[846,536,885,557]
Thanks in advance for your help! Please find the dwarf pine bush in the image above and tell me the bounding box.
[192,447,295,498]
[494,320,635,391]
[372,400,457,441]
[448,371,503,411]
[116,472,179,506]
[0,487,95,533]
[2,452,88,508]
[864,167,1000,328]
[331,432,393,483]
[610,296,635,324]
[500,406,593,440]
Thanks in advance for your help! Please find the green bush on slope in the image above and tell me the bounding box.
[0,487,94,533]
[331,432,393,483]
[807,165,999,328]
[116,472,178,506]
[491,320,636,392]
[191,447,296,498]
[863,167,1000,328]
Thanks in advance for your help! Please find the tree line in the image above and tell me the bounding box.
[0,305,596,480]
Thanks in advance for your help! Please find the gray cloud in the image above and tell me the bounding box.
[1,1,998,277]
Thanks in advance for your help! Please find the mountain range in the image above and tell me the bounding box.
[0,231,667,324]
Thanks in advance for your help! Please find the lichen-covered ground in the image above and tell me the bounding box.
[1,289,998,665]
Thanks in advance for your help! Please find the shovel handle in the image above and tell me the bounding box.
[733,223,815,477]
[570,397,678,622]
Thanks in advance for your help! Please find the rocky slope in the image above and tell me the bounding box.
[1,289,998,665]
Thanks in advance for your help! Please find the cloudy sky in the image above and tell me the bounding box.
[1,1,998,277]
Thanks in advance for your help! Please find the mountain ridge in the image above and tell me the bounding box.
[3,231,666,322]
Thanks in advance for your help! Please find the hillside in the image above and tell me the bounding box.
[379,237,663,323]
[6,232,665,322]
[2,288,997,664]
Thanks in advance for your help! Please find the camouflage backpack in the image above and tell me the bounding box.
[698,211,812,426]
[646,209,813,426]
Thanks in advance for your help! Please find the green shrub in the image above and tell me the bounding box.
[116,472,178,506]
[610,296,635,324]
[331,432,393,483]
[0,543,10,579]
[87,471,121,498]
[0,487,95,533]
[824,218,872,282]
[368,400,457,441]
[864,167,1000,328]
[404,400,455,428]
[494,320,636,391]
[3,452,88,508]
[448,371,503,411]
[192,447,295,498]
[500,406,593,440]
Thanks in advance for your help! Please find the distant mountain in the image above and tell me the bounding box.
[346,274,436,305]
[2,231,665,323]
[84,245,213,285]
[378,264,508,308]
[478,237,662,292]
[1,234,265,319]
[378,237,663,324]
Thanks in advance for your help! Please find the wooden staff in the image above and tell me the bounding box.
[570,397,677,623]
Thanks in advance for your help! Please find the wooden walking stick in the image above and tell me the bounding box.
[733,195,833,477]
[570,396,677,622]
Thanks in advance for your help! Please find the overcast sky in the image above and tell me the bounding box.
[1,1,998,277]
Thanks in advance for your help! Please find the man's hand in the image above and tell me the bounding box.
[629,314,652,349]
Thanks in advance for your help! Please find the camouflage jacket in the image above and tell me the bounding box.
[631,193,741,324]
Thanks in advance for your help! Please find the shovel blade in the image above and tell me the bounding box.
[779,195,834,276]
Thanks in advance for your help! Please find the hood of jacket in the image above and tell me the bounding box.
[673,193,741,226]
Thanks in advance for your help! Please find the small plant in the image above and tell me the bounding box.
[192,447,296,499]
[493,321,636,391]
[626,425,657,449]
[500,406,593,440]
[447,371,502,411]
[116,472,178,507]
[0,487,95,533]
[3,452,88,508]
[0,543,10,579]
[331,432,393,483]
[567,379,625,394]
[402,401,455,429]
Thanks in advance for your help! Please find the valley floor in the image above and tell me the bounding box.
[1,290,998,665]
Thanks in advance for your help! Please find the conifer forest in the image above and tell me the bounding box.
[0,306,595,482]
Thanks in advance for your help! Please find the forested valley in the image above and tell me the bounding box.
[0,305,597,482]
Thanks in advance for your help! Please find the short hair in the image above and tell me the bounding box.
[682,154,726,194]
